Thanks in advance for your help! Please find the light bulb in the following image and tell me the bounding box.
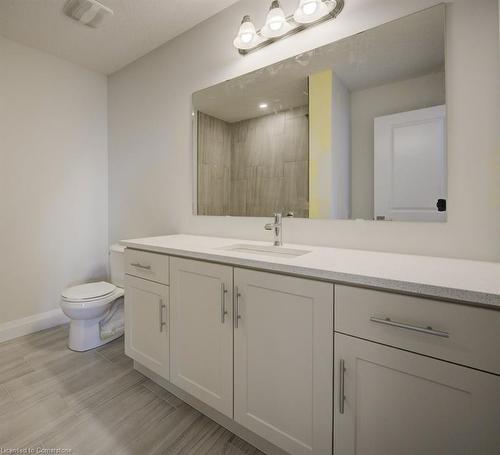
[261,0,292,39]
[238,18,255,43]
[240,32,254,43]
[269,17,284,31]
[301,0,318,15]
[233,15,259,50]
[294,0,333,24]
[266,0,285,31]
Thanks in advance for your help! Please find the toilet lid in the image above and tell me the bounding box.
[62,281,116,301]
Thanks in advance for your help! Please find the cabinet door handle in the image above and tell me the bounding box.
[220,283,228,323]
[369,316,449,338]
[159,299,166,333]
[234,287,242,328]
[131,262,151,270]
[339,359,346,414]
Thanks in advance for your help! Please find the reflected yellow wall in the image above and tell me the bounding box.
[309,70,333,218]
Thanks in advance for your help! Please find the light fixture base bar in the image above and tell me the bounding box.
[238,0,344,55]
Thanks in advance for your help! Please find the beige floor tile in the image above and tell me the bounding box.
[142,378,185,408]
[0,392,74,447]
[0,327,263,455]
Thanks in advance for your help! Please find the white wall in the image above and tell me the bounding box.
[109,0,500,261]
[351,71,446,220]
[0,36,108,325]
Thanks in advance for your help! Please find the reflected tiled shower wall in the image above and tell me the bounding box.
[197,112,232,216]
[197,107,309,217]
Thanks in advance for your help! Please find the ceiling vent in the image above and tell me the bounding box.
[63,0,114,28]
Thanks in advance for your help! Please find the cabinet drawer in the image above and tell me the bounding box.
[335,285,500,375]
[125,248,169,285]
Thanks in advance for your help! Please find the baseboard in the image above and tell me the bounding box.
[0,308,69,343]
[134,361,288,455]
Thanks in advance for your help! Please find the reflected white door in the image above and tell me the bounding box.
[374,105,446,221]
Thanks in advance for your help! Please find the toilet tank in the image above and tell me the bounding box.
[109,244,126,288]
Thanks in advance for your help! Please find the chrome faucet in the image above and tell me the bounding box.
[265,213,283,246]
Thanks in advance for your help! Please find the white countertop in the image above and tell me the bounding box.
[120,234,500,309]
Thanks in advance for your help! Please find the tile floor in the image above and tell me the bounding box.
[0,325,263,455]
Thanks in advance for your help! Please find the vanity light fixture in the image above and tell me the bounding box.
[259,102,269,109]
[233,0,343,54]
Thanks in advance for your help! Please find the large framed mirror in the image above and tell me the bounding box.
[193,5,446,222]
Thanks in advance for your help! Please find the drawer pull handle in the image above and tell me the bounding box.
[339,359,346,414]
[131,262,152,270]
[159,299,166,333]
[369,317,449,338]
[234,287,242,329]
[220,283,228,324]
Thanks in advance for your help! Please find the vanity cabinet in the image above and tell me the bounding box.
[123,243,500,455]
[333,333,500,455]
[170,257,234,418]
[124,274,169,378]
[234,269,333,455]
[169,258,334,455]
[334,285,500,455]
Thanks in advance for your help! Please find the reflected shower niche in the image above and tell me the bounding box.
[193,5,447,222]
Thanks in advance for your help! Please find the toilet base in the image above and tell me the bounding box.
[68,317,123,352]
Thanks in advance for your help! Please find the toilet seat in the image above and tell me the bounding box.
[60,285,124,322]
[61,281,117,302]
[61,287,123,306]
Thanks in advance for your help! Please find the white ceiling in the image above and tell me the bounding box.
[194,5,445,122]
[0,0,240,74]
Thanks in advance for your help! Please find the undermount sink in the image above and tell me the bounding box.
[218,243,311,258]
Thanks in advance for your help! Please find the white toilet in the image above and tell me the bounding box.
[61,244,125,351]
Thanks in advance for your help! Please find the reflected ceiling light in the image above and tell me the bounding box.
[259,103,269,109]
[261,1,292,38]
[233,0,343,54]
